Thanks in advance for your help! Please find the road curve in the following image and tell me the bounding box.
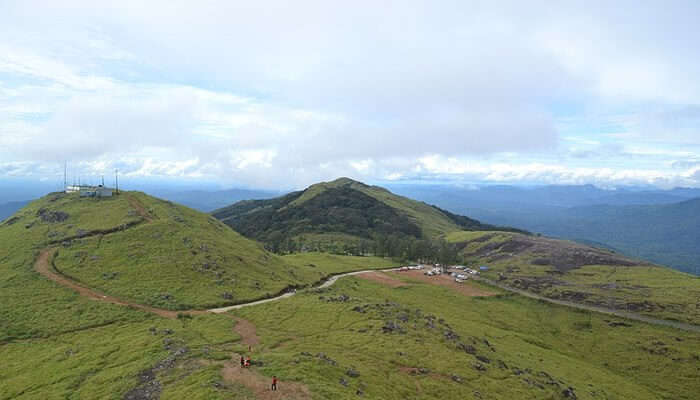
[208,268,402,313]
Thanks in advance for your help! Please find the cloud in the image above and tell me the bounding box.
[0,1,699,189]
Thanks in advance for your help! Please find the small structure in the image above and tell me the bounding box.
[479,266,489,271]
[79,185,113,198]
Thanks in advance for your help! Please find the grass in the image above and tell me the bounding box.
[281,252,398,277]
[0,313,240,400]
[232,275,700,400]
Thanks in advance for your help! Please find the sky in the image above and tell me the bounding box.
[0,0,699,190]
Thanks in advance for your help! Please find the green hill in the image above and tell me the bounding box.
[213,177,520,251]
[0,190,353,312]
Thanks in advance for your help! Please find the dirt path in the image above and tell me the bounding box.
[126,194,153,222]
[221,359,311,400]
[34,248,201,319]
[476,276,700,333]
[233,317,260,346]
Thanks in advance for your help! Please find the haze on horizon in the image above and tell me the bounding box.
[1,1,699,190]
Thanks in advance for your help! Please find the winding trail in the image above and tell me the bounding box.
[35,248,204,319]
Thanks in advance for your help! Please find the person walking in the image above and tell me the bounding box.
[271,376,277,391]
[240,356,245,368]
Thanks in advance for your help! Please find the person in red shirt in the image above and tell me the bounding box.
[245,356,251,367]
[271,376,277,391]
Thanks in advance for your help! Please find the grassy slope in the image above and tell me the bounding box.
[0,192,151,342]
[446,231,700,325]
[233,275,700,400]
[0,192,239,399]
[51,192,299,309]
[282,252,398,277]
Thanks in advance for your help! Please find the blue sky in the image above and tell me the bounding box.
[0,1,699,190]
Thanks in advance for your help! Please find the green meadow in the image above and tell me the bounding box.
[232,275,700,400]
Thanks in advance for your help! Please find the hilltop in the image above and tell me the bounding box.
[213,177,521,252]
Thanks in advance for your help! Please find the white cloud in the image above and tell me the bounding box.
[0,1,699,189]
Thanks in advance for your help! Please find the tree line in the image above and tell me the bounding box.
[265,233,462,265]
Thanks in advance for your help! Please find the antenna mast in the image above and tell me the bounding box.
[115,169,119,194]
[63,161,67,191]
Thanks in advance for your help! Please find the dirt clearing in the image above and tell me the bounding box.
[393,270,497,297]
[233,317,260,346]
[356,271,407,287]
[221,358,311,400]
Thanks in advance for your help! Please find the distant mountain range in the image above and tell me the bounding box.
[387,184,700,275]
[153,188,281,212]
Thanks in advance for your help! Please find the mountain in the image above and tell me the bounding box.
[0,200,29,222]
[153,188,281,212]
[537,198,700,275]
[446,230,700,325]
[387,183,700,209]
[212,178,522,250]
[460,199,700,276]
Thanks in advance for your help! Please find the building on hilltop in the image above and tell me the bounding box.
[67,185,113,197]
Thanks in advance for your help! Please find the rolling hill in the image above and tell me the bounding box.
[212,177,521,251]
